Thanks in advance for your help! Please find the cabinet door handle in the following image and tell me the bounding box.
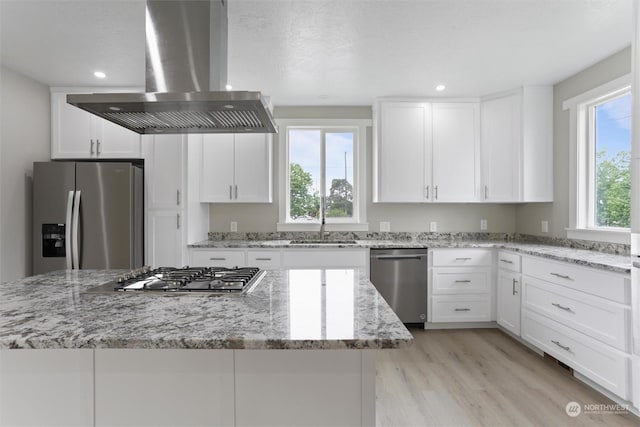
[455,257,472,261]
[176,213,180,229]
[255,257,272,261]
[90,139,95,155]
[500,259,513,264]
[512,278,518,295]
[235,185,238,199]
[96,139,101,155]
[454,308,471,312]
[209,257,226,261]
[550,272,572,280]
[484,185,488,200]
[454,280,471,283]
[552,302,573,312]
[434,185,438,200]
[551,340,571,352]
[425,186,429,200]
[229,185,232,200]
[177,190,180,206]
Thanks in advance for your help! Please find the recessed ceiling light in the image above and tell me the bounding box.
[225,84,232,90]
[94,71,107,79]
[435,84,446,91]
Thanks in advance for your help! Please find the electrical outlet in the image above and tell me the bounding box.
[379,221,391,232]
[230,221,238,232]
[480,219,487,231]
[541,220,549,233]
[430,221,437,232]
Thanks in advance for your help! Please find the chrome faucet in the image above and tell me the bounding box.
[319,196,327,240]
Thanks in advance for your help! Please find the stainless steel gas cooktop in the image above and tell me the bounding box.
[84,266,265,295]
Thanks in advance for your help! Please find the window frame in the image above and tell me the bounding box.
[564,74,631,244]
[276,118,370,232]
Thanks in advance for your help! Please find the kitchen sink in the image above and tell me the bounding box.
[289,239,358,245]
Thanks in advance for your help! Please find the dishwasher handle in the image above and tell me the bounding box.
[371,254,426,260]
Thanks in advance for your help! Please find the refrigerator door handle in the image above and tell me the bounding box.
[65,191,74,270]
[72,190,81,269]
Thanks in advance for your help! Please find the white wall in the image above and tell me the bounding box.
[515,47,631,238]
[0,66,50,281]
[209,106,517,233]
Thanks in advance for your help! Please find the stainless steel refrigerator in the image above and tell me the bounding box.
[32,162,143,274]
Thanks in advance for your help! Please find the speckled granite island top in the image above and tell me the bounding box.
[0,269,413,350]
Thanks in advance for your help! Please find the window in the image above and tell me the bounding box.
[564,74,631,243]
[277,119,369,231]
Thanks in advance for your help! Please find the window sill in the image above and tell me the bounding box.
[565,227,630,245]
[276,222,369,232]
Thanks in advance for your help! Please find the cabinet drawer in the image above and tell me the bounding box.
[247,250,281,268]
[522,309,630,400]
[431,295,491,322]
[432,270,490,294]
[282,249,367,268]
[522,256,628,304]
[497,251,521,272]
[431,249,492,267]
[522,277,630,352]
[189,250,246,268]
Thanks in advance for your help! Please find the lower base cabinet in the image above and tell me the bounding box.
[496,269,521,335]
[0,349,375,427]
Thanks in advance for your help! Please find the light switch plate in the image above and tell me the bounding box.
[379,221,391,232]
[230,221,238,232]
[480,219,487,231]
[430,221,437,232]
[541,220,549,233]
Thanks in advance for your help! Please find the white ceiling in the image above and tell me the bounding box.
[0,0,633,106]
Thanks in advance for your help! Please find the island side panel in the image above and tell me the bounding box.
[234,349,373,426]
[0,349,94,427]
[94,349,235,427]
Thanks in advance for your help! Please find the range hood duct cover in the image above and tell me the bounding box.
[67,0,277,134]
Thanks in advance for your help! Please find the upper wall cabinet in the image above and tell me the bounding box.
[373,100,479,203]
[51,89,141,159]
[480,87,553,202]
[200,133,272,203]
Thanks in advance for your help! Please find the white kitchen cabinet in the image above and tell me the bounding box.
[480,86,553,202]
[429,248,493,323]
[373,99,479,203]
[374,102,431,202]
[189,249,247,268]
[51,90,141,159]
[200,133,272,203]
[247,250,282,268]
[282,248,368,270]
[144,134,185,210]
[431,103,479,202]
[147,210,184,268]
[496,251,522,336]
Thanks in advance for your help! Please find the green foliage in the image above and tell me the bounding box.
[327,178,353,217]
[596,149,630,228]
[289,163,319,219]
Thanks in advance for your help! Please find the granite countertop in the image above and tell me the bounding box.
[189,239,632,274]
[0,269,413,350]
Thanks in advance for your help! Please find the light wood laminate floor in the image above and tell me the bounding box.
[376,328,638,426]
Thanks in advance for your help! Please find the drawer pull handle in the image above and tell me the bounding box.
[209,257,226,261]
[550,272,572,280]
[454,280,471,283]
[454,308,471,312]
[552,302,573,312]
[455,257,472,261]
[500,259,513,264]
[512,278,518,295]
[255,258,272,261]
[551,340,571,352]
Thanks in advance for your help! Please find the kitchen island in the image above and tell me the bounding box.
[0,268,412,426]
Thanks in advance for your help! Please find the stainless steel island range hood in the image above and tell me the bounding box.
[67,0,277,135]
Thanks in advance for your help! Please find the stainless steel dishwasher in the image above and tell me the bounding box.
[370,248,427,323]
